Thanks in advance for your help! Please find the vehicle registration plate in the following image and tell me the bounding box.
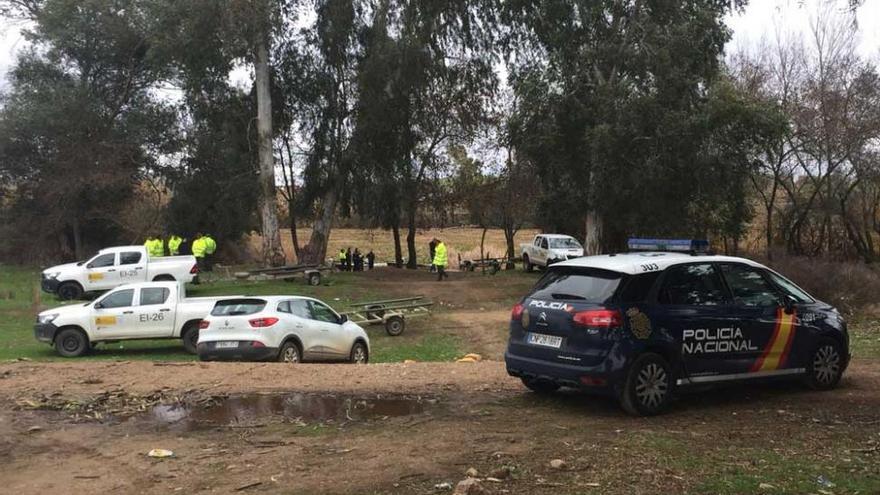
[215,341,238,349]
[527,332,562,349]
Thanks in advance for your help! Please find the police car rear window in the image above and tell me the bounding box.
[530,268,623,303]
[211,299,267,316]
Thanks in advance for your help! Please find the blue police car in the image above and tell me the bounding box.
[504,239,849,415]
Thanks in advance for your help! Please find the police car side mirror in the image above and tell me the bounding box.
[782,295,795,315]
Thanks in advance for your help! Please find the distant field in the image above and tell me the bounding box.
[248,227,542,266]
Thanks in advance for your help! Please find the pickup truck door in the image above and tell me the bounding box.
[307,300,350,360]
[117,250,148,283]
[535,237,549,265]
[132,286,176,338]
[90,288,137,339]
[84,253,119,291]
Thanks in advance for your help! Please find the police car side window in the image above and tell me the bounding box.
[658,264,727,306]
[618,272,661,303]
[719,264,782,307]
[766,271,813,303]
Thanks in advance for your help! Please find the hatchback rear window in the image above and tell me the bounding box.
[530,268,623,303]
[211,298,267,316]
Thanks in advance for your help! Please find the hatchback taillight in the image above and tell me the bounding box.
[198,320,210,329]
[573,309,622,328]
[511,302,524,320]
[249,317,279,328]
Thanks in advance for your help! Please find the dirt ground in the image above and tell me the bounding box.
[1,360,879,494]
[2,268,879,494]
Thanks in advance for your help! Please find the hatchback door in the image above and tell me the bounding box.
[307,300,349,360]
[203,299,270,351]
[511,267,625,367]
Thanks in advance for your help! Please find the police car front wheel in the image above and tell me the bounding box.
[619,353,674,416]
[805,339,844,391]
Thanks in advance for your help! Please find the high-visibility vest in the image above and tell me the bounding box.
[204,236,217,255]
[168,236,182,256]
[192,238,207,258]
[153,239,166,257]
[433,242,448,267]
[338,251,346,261]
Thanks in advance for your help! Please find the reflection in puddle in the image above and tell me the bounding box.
[149,393,433,430]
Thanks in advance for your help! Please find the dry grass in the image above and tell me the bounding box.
[247,227,540,266]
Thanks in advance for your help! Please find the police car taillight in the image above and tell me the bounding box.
[249,317,279,328]
[573,309,621,328]
[511,303,524,320]
[198,320,210,329]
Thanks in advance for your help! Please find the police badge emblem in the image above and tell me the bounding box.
[626,307,652,339]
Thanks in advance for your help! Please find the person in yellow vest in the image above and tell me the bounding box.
[432,237,448,281]
[191,232,207,271]
[203,234,217,272]
[167,234,183,256]
[337,248,346,270]
[153,236,166,257]
[144,236,154,255]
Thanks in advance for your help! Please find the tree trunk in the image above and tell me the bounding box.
[480,227,487,274]
[392,223,403,267]
[71,217,83,260]
[288,199,300,263]
[254,35,284,267]
[583,210,602,255]
[405,208,417,269]
[301,188,337,265]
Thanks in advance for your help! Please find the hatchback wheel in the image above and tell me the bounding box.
[278,341,301,363]
[805,339,844,390]
[619,353,673,416]
[350,342,368,364]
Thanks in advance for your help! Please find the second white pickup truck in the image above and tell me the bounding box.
[520,234,584,271]
[34,282,229,357]
[41,245,199,300]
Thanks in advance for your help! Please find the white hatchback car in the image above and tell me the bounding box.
[197,296,370,364]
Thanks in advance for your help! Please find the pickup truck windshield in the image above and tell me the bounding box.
[530,268,623,303]
[549,238,582,249]
[212,299,267,316]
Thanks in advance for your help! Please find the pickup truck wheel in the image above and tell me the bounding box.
[57,282,83,301]
[278,341,301,363]
[181,325,199,354]
[523,255,533,273]
[55,328,89,357]
[350,342,368,364]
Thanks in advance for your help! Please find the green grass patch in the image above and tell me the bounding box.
[849,318,880,359]
[632,431,880,494]
[368,332,461,363]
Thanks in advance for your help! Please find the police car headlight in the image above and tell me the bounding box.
[44,272,60,279]
[37,313,59,324]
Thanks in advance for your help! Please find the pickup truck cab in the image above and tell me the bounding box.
[521,234,584,271]
[41,245,199,300]
[34,282,224,357]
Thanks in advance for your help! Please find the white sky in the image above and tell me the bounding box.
[0,1,878,88]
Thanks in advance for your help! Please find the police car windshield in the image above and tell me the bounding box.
[549,238,582,249]
[530,268,622,303]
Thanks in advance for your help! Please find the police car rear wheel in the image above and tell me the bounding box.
[806,339,843,390]
[620,353,673,416]
[521,377,560,394]
[55,328,89,358]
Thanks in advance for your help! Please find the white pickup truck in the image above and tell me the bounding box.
[34,282,227,357]
[41,245,198,300]
[520,234,584,271]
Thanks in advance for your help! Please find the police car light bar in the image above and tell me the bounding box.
[627,238,710,253]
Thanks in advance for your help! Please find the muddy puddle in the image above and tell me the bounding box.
[146,393,436,431]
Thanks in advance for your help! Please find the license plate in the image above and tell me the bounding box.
[214,341,238,349]
[527,332,562,349]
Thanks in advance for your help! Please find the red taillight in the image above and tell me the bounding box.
[573,309,622,328]
[511,303,524,321]
[249,317,279,328]
[199,320,210,329]
[579,375,607,387]
[190,263,199,274]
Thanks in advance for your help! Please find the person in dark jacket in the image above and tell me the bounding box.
[366,250,375,270]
